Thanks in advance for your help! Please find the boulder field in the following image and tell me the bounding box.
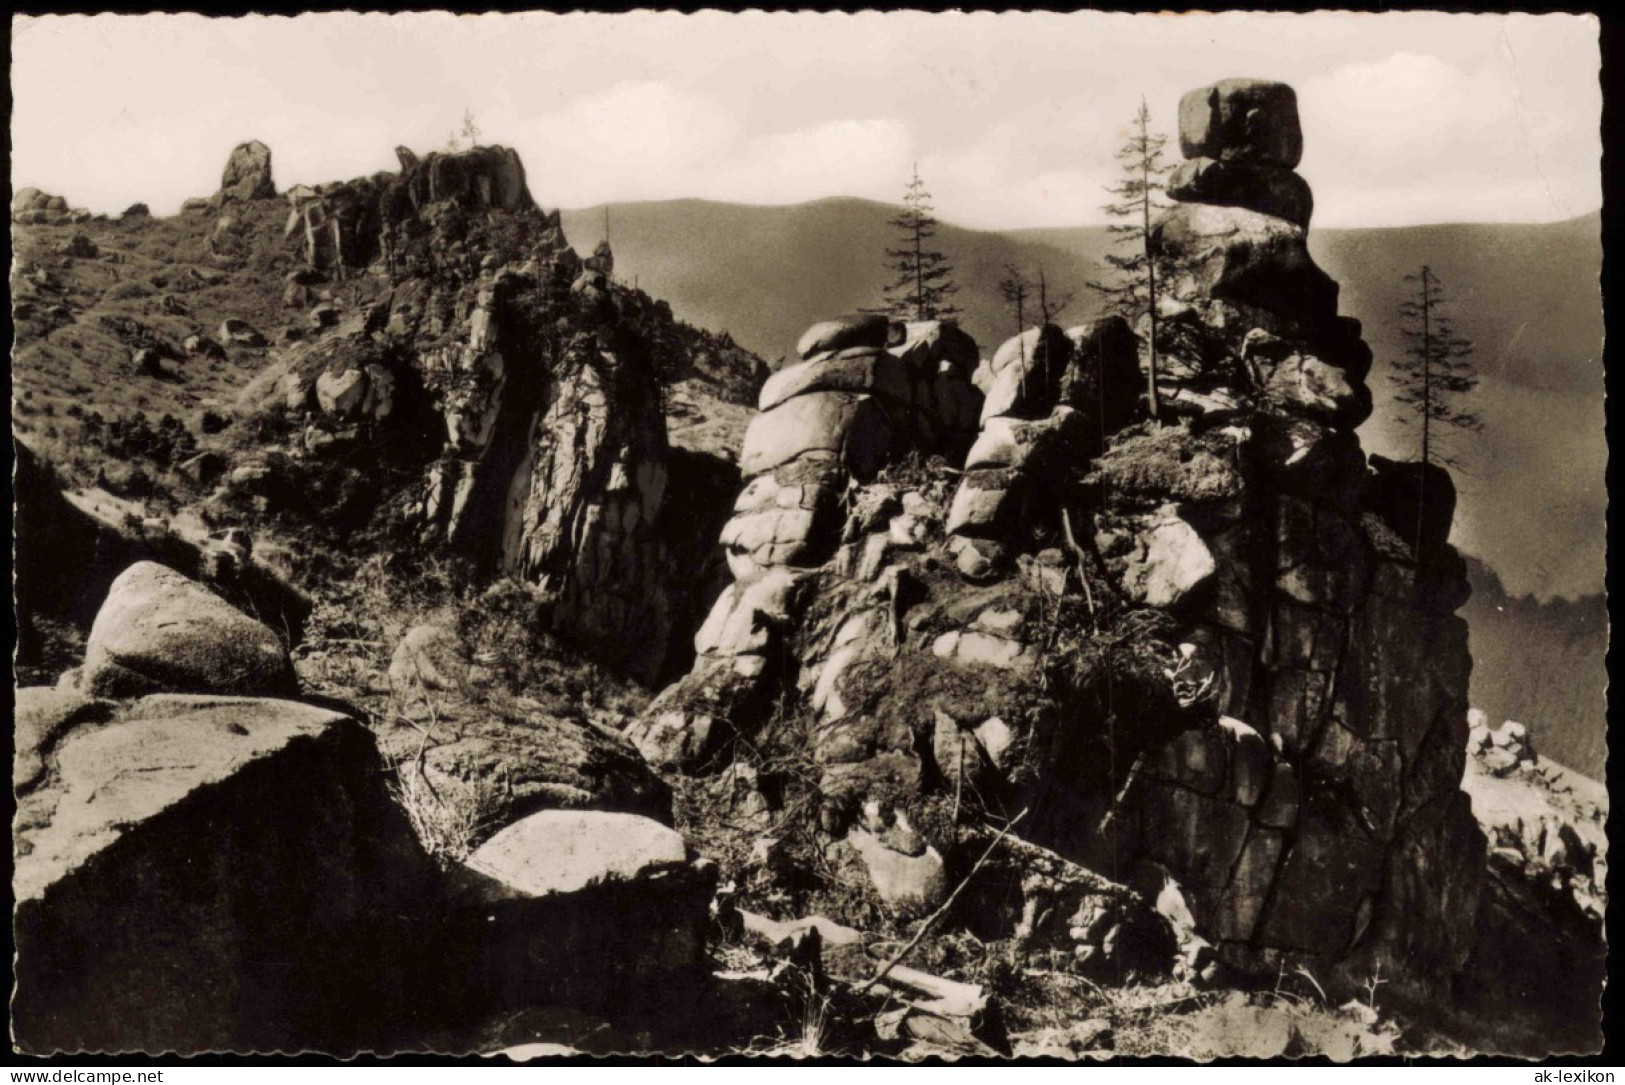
[12,564,713,1055]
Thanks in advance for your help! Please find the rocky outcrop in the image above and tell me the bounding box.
[630,78,1483,1002]
[282,145,533,274]
[217,140,276,203]
[1463,725,1605,927]
[1454,725,1607,1053]
[11,186,90,226]
[230,144,746,686]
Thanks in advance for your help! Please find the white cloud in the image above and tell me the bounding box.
[9,11,1602,228]
[723,119,915,206]
[519,81,743,207]
[1301,45,1599,226]
[513,81,913,209]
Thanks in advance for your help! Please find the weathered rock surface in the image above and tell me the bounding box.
[796,313,891,360]
[846,827,949,916]
[1454,737,1607,1053]
[217,139,276,202]
[434,810,714,1028]
[80,562,297,699]
[13,695,439,1054]
[1154,203,1339,328]
[1169,157,1313,229]
[465,810,689,896]
[1178,78,1304,168]
[13,686,116,793]
[400,707,675,830]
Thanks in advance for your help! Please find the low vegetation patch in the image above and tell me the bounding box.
[1084,422,1243,509]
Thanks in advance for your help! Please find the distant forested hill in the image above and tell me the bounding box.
[563,202,1603,602]
[1461,556,1607,780]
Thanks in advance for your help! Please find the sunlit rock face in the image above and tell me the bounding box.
[245,144,732,686]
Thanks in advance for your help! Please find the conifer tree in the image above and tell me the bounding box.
[871,164,961,322]
[1391,265,1480,556]
[1090,97,1172,419]
[997,263,1072,402]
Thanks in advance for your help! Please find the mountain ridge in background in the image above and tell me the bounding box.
[560,201,1605,602]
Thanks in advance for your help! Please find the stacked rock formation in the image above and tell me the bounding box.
[628,315,984,770]
[1100,81,1481,993]
[946,318,1141,580]
[11,187,91,226]
[630,79,1484,1000]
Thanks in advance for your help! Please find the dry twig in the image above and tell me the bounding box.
[855,807,1030,994]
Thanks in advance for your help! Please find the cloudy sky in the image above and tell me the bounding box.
[11,11,1601,230]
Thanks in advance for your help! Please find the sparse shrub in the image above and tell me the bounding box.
[106,279,155,301]
[80,410,198,470]
[103,463,156,499]
[1083,422,1242,509]
[389,761,505,866]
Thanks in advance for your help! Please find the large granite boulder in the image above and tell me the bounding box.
[80,562,297,699]
[434,810,714,1029]
[1178,78,1303,168]
[404,709,675,830]
[13,695,439,1054]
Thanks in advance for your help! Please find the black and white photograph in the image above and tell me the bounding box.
[8,9,1609,1064]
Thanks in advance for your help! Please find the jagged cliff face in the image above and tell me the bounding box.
[632,79,1483,995]
[241,146,734,684]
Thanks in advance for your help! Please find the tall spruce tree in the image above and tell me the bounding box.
[1090,97,1172,419]
[871,164,961,322]
[1391,265,1480,556]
